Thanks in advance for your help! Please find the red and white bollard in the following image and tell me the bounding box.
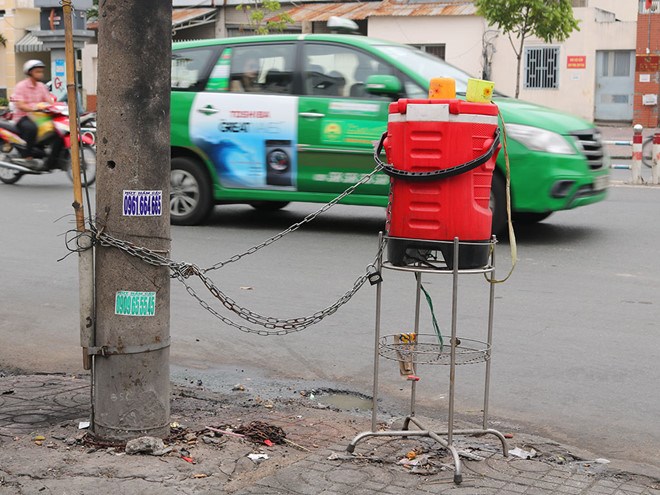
[653,132,660,185]
[631,124,643,185]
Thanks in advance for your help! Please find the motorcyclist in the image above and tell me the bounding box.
[10,60,53,169]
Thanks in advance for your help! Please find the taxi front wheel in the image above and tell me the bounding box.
[490,172,507,237]
[513,211,552,224]
[170,157,213,225]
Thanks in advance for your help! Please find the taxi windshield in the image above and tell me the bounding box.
[376,44,471,93]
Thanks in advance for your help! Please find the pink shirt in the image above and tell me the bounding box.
[10,78,52,122]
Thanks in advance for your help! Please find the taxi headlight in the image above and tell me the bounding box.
[504,124,576,155]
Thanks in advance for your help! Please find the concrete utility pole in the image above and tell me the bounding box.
[93,0,172,441]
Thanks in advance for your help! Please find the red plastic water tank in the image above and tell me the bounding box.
[382,99,500,268]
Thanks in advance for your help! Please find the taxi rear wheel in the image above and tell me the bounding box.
[170,157,212,225]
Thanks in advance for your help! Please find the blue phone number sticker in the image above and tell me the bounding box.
[123,190,163,216]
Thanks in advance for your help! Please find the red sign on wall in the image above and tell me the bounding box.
[636,55,660,72]
[567,56,586,69]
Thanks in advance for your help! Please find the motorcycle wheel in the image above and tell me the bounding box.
[0,167,23,185]
[65,145,97,186]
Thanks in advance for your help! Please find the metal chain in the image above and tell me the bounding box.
[203,164,384,273]
[177,238,385,335]
[375,132,393,238]
[385,179,394,237]
[91,163,384,278]
[377,129,500,182]
[91,225,191,274]
[176,273,292,336]
[89,163,388,335]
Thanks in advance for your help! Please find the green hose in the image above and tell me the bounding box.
[420,283,443,350]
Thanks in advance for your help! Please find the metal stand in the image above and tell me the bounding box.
[347,234,508,485]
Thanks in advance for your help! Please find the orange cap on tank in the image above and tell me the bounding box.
[428,77,456,99]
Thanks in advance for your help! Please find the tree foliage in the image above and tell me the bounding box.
[87,0,99,21]
[237,0,294,35]
[475,0,580,97]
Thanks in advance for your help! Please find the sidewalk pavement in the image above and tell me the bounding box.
[1,373,659,495]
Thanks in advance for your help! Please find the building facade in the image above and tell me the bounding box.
[635,0,660,127]
[4,1,658,125]
[1,0,93,107]
[0,0,47,101]
[288,0,657,125]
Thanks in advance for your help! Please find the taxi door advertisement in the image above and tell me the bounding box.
[189,93,299,190]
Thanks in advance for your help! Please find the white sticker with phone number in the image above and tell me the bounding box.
[123,190,163,216]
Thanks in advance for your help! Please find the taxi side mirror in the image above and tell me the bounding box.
[365,75,402,96]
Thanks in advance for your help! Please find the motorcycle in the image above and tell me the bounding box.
[0,103,96,186]
[79,112,97,147]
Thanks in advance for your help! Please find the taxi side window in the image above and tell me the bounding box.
[302,43,397,99]
[229,44,296,95]
[171,48,217,91]
[403,80,427,99]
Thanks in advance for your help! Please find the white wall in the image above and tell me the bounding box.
[490,5,636,120]
[81,42,97,96]
[368,15,486,81]
[368,0,637,122]
[0,6,41,93]
[589,0,638,21]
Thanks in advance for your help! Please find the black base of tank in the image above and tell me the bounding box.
[387,237,490,270]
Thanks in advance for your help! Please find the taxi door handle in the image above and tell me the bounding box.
[299,112,325,119]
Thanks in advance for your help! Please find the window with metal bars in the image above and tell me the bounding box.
[412,44,446,60]
[524,46,559,89]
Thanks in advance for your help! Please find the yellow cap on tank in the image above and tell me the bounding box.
[428,77,456,99]
[466,78,495,103]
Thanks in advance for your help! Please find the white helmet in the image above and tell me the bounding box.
[23,59,46,75]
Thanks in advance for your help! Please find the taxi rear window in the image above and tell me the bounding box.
[172,48,217,91]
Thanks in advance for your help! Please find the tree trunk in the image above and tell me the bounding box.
[515,52,522,98]
[515,34,526,99]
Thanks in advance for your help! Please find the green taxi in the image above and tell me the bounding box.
[170,34,609,233]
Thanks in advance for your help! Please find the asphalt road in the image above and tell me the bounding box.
[1,166,659,472]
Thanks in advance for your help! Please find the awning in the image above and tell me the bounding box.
[172,8,217,33]
[14,31,44,53]
[286,1,476,22]
[86,8,217,32]
[286,2,375,21]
